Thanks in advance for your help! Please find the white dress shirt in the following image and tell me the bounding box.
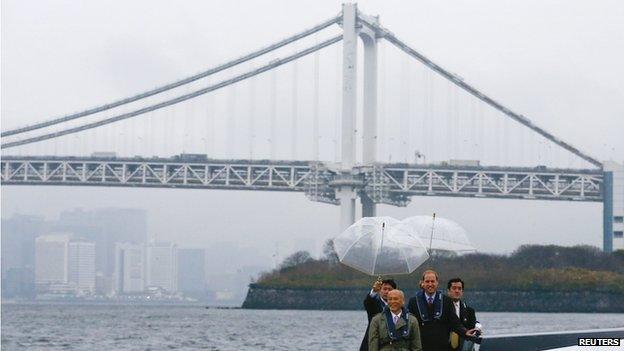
[453,300,461,318]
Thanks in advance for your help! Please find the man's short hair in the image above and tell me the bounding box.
[447,277,465,290]
[382,279,397,289]
[421,269,439,281]
[387,289,404,300]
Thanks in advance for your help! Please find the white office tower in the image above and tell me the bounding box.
[35,234,69,290]
[114,243,146,293]
[68,242,96,294]
[146,242,178,292]
[604,161,624,251]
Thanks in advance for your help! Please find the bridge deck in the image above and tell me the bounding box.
[1,156,603,204]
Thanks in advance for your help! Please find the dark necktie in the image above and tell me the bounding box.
[427,296,433,305]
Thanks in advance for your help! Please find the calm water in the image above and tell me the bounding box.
[2,303,624,350]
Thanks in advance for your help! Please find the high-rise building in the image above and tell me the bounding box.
[57,208,147,277]
[114,243,145,293]
[95,272,114,296]
[178,248,206,294]
[35,234,69,291]
[604,161,624,251]
[2,215,43,275]
[68,242,96,294]
[146,242,178,292]
[2,268,35,298]
[1,215,44,297]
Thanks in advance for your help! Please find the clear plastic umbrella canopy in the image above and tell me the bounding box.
[402,215,476,253]
[332,216,430,276]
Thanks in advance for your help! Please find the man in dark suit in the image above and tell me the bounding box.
[360,278,397,351]
[407,270,478,351]
[446,277,482,351]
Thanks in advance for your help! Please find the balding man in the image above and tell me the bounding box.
[361,278,397,351]
[369,289,423,351]
[407,270,477,351]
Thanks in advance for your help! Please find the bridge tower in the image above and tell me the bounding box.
[603,161,624,252]
[359,8,380,219]
[337,3,380,230]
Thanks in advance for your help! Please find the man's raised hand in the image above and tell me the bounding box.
[372,280,382,292]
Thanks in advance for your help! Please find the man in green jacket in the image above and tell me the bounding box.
[369,289,423,351]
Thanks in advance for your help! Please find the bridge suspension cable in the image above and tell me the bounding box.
[1,35,343,150]
[359,17,602,169]
[0,15,340,138]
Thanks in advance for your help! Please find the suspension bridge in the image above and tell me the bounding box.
[1,4,622,251]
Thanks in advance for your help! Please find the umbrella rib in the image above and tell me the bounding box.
[398,245,412,272]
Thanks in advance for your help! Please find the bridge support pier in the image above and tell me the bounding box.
[361,193,376,217]
[338,187,356,230]
[603,161,624,252]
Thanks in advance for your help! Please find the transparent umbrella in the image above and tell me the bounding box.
[402,214,476,254]
[332,216,430,276]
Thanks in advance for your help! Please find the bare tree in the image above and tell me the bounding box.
[322,239,339,264]
[280,250,312,269]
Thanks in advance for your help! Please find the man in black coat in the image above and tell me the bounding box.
[446,277,482,351]
[407,270,478,351]
[360,278,397,351]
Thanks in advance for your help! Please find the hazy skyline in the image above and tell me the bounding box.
[2,1,623,264]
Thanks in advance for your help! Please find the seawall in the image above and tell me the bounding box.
[242,284,624,312]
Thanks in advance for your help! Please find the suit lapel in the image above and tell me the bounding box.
[459,300,468,324]
[458,300,464,319]
[394,317,406,330]
[377,296,386,312]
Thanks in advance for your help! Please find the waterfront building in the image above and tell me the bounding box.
[95,272,114,296]
[1,267,35,298]
[35,234,70,291]
[146,242,178,293]
[57,208,147,278]
[1,215,44,297]
[68,241,96,294]
[604,162,624,251]
[114,243,146,293]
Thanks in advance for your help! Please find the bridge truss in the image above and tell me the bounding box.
[1,157,603,204]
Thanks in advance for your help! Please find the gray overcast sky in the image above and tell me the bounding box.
[2,1,623,264]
